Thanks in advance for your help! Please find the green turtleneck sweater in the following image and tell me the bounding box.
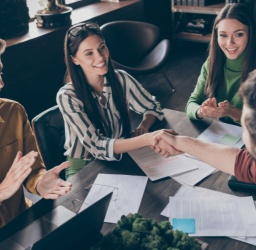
[185,54,243,125]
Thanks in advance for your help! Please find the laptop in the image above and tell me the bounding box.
[0,206,75,250]
[0,193,112,250]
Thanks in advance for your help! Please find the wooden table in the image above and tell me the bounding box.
[1,109,255,249]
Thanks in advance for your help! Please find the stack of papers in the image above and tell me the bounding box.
[128,147,198,181]
[171,120,244,185]
[129,120,244,185]
[197,120,244,148]
[172,156,216,186]
[161,185,256,246]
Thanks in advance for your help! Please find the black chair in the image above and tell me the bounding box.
[100,20,175,92]
[32,105,66,178]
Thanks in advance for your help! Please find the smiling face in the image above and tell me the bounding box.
[71,34,109,81]
[217,18,249,60]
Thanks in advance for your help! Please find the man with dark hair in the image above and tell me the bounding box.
[0,39,72,228]
[154,69,256,183]
[239,70,256,151]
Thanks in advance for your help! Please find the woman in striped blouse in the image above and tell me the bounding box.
[57,22,166,179]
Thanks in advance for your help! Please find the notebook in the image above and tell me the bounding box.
[0,192,112,250]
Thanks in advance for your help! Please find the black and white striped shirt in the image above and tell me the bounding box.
[56,70,164,160]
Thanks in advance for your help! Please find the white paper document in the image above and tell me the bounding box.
[161,185,256,238]
[161,185,234,217]
[169,196,256,237]
[175,120,244,185]
[128,146,198,181]
[197,120,244,148]
[172,155,216,186]
[161,185,254,216]
[79,174,148,223]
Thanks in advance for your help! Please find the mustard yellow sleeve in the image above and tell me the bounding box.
[18,104,46,195]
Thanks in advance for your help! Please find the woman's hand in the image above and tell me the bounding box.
[197,98,241,121]
[218,100,241,122]
[131,126,149,137]
[131,114,158,137]
[197,97,217,118]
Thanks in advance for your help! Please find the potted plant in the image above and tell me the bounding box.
[36,0,72,28]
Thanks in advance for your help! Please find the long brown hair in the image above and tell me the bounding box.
[206,3,256,98]
[64,22,131,137]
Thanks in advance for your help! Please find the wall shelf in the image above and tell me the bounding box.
[173,3,225,15]
[171,1,229,43]
[174,32,211,43]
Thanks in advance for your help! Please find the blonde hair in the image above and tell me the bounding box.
[0,39,6,55]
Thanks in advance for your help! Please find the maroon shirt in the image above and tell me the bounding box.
[235,148,256,183]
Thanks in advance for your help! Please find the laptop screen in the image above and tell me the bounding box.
[0,192,112,250]
[0,206,75,250]
[29,192,112,250]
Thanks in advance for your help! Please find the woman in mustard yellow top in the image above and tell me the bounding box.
[0,39,72,228]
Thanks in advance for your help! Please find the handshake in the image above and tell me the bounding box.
[150,129,184,158]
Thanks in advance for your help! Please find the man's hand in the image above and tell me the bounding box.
[0,151,38,203]
[36,162,72,199]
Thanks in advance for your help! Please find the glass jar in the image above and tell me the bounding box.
[36,0,72,28]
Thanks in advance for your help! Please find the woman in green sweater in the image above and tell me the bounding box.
[186,3,256,124]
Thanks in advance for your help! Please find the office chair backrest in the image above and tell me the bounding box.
[100,20,174,92]
[101,20,161,65]
[32,105,66,171]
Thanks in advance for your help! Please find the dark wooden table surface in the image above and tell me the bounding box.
[1,109,255,250]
